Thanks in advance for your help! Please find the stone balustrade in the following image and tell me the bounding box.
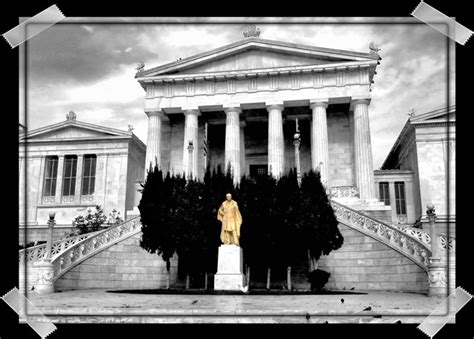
[19,232,100,263]
[51,217,141,281]
[330,200,431,270]
[329,186,360,199]
[391,224,455,253]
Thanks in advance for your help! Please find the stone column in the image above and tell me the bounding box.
[240,121,246,177]
[266,102,285,178]
[182,109,200,180]
[310,99,330,186]
[405,181,415,224]
[144,110,165,174]
[74,155,84,203]
[388,182,398,224]
[224,106,242,183]
[352,98,376,201]
[54,156,65,203]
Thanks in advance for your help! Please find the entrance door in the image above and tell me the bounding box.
[249,164,268,178]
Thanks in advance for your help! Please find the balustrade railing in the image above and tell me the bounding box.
[330,200,431,270]
[19,232,100,263]
[329,186,360,199]
[51,217,141,280]
[391,224,455,254]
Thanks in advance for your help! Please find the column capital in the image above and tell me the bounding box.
[182,108,201,116]
[145,110,166,119]
[350,97,371,110]
[310,99,329,109]
[223,105,242,114]
[265,102,284,111]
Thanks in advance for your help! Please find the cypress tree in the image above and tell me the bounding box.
[139,165,177,288]
[300,170,344,267]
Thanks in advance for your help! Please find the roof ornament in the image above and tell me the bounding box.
[66,111,77,121]
[135,61,145,72]
[369,42,381,54]
[243,24,261,38]
[408,108,415,118]
[128,124,134,132]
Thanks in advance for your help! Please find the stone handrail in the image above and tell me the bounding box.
[392,225,455,253]
[329,186,359,199]
[330,200,431,271]
[51,217,141,281]
[19,231,100,263]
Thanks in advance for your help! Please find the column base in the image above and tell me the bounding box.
[428,260,448,297]
[33,260,55,294]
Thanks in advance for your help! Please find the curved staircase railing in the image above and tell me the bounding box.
[391,224,455,254]
[391,226,431,246]
[19,232,100,263]
[51,216,142,281]
[330,200,431,270]
[20,201,455,293]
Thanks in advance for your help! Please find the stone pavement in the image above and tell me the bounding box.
[25,289,447,323]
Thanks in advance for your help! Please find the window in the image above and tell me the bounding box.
[43,156,58,196]
[379,182,390,205]
[62,155,77,196]
[82,155,97,195]
[249,164,267,178]
[394,182,407,215]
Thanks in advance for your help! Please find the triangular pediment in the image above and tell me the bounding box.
[21,120,132,142]
[137,37,379,78]
[410,105,456,123]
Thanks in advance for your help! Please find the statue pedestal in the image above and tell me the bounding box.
[214,245,245,291]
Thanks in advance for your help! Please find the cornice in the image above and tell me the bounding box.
[136,37,379,79]
[137,61,378,84]
[19,135,134,145]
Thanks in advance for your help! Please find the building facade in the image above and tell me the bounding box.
[19,112,146,244]
[136,35,388,213]
[380,105,456,234]
[19,34,455,295]
[374,170,416,225]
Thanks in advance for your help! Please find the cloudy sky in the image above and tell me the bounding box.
[23,18,454,168]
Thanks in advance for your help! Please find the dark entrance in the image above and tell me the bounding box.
[249,164,267,178]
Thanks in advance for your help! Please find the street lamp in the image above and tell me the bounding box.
[293,131,301,185]
[427,204,440,262]
[187,140,194,180]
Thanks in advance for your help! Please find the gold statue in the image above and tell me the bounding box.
[217,193,242,245]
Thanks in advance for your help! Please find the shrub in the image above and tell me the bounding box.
[71,205,124,235]
[307,269,331,292]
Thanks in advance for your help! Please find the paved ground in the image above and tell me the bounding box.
[24,289,447,323]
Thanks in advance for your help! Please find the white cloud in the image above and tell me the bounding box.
[52,64,144,105]
[26,22,453,170]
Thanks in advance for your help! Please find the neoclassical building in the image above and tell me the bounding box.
[379,105,456,233]
[19,112,146,244]
[136,34,386,213]
[19,33,455,296]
